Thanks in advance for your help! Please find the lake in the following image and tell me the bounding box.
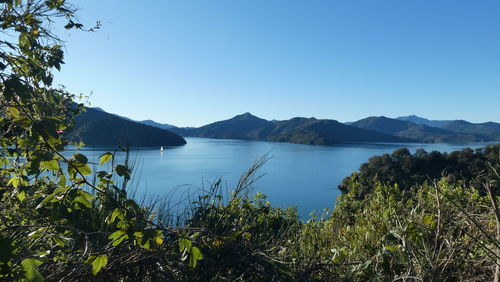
[77,138,491,218]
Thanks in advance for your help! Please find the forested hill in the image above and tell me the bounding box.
[69,110,500,146]
[396,115,500,140]
[170,113,408,145]
[396,115,454,128]
[441,120,500,140]
[350,116,485,143]
[66,107,186,147]
[173,112,273,140]
[339,144,500,198]
[139,119,176,130]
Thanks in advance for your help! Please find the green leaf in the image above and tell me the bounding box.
[108,230,128,246]
[422,214,434,226]
[115,165,130,180]
[19,32,31,49]
[13,117,31,128]
[21,258,44,282]
[179,238,192,253]
[8,177,20,188]
[76,164,91,175]
[77,189,93,200]
[0,157,9,166]
[230,231,242,241]
[138,238,150,249]
[36,194,55,209]
[107,209,123,224]
[47,0,65,8]
[189,247,203,268]
[6,107,20,117]
[10,177,28,189]
[58,174,66,186]
[108,230,125,240]
[155,231,164,246]
[91,254,108,275]
[96,171,107,178]
[73,153,88,164]
[41,160,59,171]
[74,196,92,209]
[52,235,68,247]
[17,190,26,201]
[99,152,113,166]
[384,245,399,252]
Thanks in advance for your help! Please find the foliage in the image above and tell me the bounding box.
[339,145,500,198]
[152,149,498,281]
[0,1,177,280]
[1,1,500,281]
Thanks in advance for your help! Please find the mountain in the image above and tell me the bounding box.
[67,108,186,147]
[266,117,408,144]
[139,119,176,130]
[172,112,273,140]
[93,107,178,131]
[442,120,500,140]
[92,107,135,122]
[350,116,417,135]
[171,113,409,145]
[397,115,500,141]
[396,115,453,128]
[350,116,482,143]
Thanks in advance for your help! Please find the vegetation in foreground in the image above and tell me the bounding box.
[1,1,500,281]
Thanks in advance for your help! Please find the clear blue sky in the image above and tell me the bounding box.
[55,0,500,127]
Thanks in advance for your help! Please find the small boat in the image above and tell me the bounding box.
[160,146,164,151]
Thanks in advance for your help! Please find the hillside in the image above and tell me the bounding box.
[350,116,418,135]
[397,115,500,140]
[66,108,186,147]
[396,115,453,128]
[267,117,407,144]
[139,119,176,130]
[442,120,500,140]
[351,116,483,143]
[171,113,408,145]
[180,112,273,140]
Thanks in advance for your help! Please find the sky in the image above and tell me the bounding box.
[54,0,500,127]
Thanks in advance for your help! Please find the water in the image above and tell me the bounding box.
[76,138,491,218]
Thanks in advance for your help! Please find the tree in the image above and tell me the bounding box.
[0,1,172,280]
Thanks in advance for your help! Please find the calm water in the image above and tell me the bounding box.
[77,138,490,218]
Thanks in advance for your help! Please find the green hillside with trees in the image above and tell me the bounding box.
[172,113,408,145]
[1,1,500,281]
[339,145,500,198]
[173,114,500,145]
[67,107,186,147]
[351,116,490,143]
[397,115,500,140]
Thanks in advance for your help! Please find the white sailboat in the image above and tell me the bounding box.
[160,146,164,151]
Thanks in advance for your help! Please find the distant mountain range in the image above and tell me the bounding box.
[93,107,177,130]
[169,113,500,145]
[395,115,454,128]
[66,107,186,147]
[350,116,481,143]
[395,115,500,141]
[70,108,500,147]
[169,113,408,145]
[138,120,176,130]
